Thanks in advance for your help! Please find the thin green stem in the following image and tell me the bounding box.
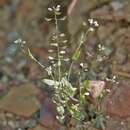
[67,29,90,81]
[68,61,74,80]
[77,29,89,50]
[32,55,55,80]
[54,13,59,33]
[57,44,61,83]
[26,47,55,80]
[54,12,61,84]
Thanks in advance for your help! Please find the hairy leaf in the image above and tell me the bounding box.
[72,50,81,61]
[42,79,59,86]
[28,48,34,59]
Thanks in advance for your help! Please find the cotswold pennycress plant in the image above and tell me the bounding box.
[14,3,112,130]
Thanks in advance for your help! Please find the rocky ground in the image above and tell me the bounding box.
[0,0,130,130]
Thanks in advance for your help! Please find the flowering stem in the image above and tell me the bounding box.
[54,12,61,84]
[68,61,74,81]
[68,29,90,81]
[57,44,61,83]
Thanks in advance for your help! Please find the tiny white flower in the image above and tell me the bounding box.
[98,44,102,49]
[45,66,52,75]
[48,49,54,53]
[94,21,99,27]
[62,40,68,43]
[45,17,52,22]
[55,5,61,11]
[106,89,111,93]
[88,18,99,27]
[85,92,90,96]
[48,7,53,11]
[58,60,61,66]
[50,43,58,47]
[60,51,66,54]
[48,56,54,60]
[57,5,61,8]
[84,69,88,72]
[64,58,70,62]
[88,18,94,24]
[89,27,94,32]
[82,21,87,26]
[113,75,116,80]
[22,41,26,44]
[80,63,84,68]
[60,33,65,37]
[14,38,22,43]
[62,46,67,49]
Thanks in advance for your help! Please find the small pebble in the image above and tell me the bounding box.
[121,121,124,125]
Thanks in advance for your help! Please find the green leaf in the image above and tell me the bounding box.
[72,50,81,61]
[42,79,60,86]
[56,115,65,123]
[79,95,86,104]
[25,119,37,128]
[67,104,86,121]
[28,48,34,59]
[82,80,89,87]
[79,80,89,104]
[57,106,65,115]
[92,115,105,129]
[59,16,67,21]
[81,80,89,95]
[54,11,61,15]
[44,17,52,22]
[61,78,77,96]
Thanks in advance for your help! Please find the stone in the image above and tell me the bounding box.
[101,80,130,117]
[88,81,106,98]
[0,83,41,118]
